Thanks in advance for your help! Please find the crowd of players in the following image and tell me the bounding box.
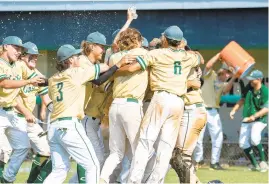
[0,9,268,184]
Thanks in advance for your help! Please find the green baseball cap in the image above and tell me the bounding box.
[86,32,108,46]
[23,42,40,55]
[2,36,24,47]
[246,70,263,80]
[142,37,149,48]
[163,26,183,41]
[57,44,82,62]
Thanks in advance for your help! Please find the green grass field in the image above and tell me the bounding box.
[14,162,268,183]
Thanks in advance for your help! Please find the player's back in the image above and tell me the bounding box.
[49,65,97,122]
[111,47,148,100]
[146,48,200,97]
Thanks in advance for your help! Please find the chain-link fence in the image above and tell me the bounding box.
[197,137,268,166]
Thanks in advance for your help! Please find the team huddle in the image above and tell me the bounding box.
[0,9,268,184]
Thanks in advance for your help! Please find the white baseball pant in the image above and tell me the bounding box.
[239,121,267,149]
[173,104,207,184]
[0,109,30,182]
[43,118,100,184]
[27,122,50,156]
[69,115,105,183]
[194,108,223,164]
[100,98,143,183]
[0,133,12,164]
[128,91,184,183]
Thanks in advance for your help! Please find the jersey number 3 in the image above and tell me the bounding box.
[174,61,182,75]
[56,82,63,102]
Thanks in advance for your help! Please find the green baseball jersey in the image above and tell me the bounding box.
[242,83,268,124]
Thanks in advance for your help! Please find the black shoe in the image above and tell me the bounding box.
[210,163,225,170]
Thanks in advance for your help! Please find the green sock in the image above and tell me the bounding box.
[34,159,52,183]
[0,161,5,178]
[77,164,86,183]
[244,147,258,167]
[27,154,48,183]
[255,144,266,162]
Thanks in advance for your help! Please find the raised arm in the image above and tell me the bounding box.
[222,75,237,94]
[113,8,135,45]
[204,53,221,75]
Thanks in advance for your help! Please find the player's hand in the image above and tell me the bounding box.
[28,76,45,86]
[230,110,236,119]
[24,111,36,123]
[117,55,137,68]
[242,116,255,123]
[127,8,134,21]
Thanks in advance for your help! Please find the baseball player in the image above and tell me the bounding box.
[118,26,202,183]
[112,36,151,184]
[100,28,148,184]
[230,70,268,172]
[167,38,206,184]
[43,44,110,184]
[69,31,111,183]
[17,42,53,183]
[70,31,135,183]
[193,53,236,170]
[0,36,44,183]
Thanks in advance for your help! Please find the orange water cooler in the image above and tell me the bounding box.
[220,41,255,78]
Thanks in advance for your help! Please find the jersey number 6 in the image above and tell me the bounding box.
[56,82,63,102]
[174,61,182,75]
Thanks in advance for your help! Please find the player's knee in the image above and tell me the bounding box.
[251,136,261,146]
[239,140,249,149]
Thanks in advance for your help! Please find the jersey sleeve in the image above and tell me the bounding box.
[73,64,100,85]
[136,50,156,70]
[37,86,49,96]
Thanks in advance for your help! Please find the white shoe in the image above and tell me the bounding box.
[248,164,261,171]
[259,161,268,172]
